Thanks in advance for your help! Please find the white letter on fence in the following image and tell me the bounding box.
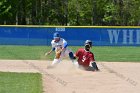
[123,30,134,44]
[136,30,140,44]
[108,30,120,44]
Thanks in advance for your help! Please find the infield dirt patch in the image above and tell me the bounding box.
[0,60,140,93]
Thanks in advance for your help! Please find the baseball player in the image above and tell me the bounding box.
[45,32,75,67]
[74,40,99,71]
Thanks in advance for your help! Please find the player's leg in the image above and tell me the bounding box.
[48,48,62,68]
[52,58,61,65]
[51,48,69,66]
[64,48,75,60]
[64,48,79,67]
[47,58,61,69]
[69,52,79,67]
[86,66,95,71]
[69,52,76,60]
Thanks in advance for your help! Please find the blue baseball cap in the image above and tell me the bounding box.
[85,40,92,47]
[53,32,60,38]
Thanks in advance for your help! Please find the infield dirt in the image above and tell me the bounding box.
[0,60,140,93]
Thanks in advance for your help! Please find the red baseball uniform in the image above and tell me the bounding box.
[75,48,95,67]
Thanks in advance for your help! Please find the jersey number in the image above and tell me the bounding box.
[82,56,86,62]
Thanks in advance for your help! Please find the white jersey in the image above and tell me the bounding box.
[51,38,67,51]
[50,38,75,66]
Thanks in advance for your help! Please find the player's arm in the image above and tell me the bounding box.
[90,61,99,71]
[45,47,55,56]
[73,48,81,59]
[45,41,55,56]
[48,39,67,56]
[89,54,99,71]
[62,39,68,51]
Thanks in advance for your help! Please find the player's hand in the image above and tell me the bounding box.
[45,52,51,56]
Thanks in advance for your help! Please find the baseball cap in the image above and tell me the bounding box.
[53,32,60,38]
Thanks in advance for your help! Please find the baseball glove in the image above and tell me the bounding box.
[55,48,62,59]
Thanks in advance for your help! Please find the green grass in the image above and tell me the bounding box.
[0,72,42,93]
[0,45,140,62]
[92,46,140,62]
[0,45,48,60]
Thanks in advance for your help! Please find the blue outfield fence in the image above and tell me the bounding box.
[0,26,140,46]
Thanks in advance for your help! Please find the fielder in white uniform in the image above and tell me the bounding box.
[45,32,76,67]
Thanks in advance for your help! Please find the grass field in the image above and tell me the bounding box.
[0,45,139,93]
[0,45,140,62]
[0,72,42,93]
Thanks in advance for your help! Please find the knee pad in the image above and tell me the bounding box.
[69,52,76,60]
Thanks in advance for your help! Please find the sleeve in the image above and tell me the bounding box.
[51,41,55,51]
[90,53,95,62]
[62,39,68,48]
[89,53,95,67]
[75,49,81,57]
